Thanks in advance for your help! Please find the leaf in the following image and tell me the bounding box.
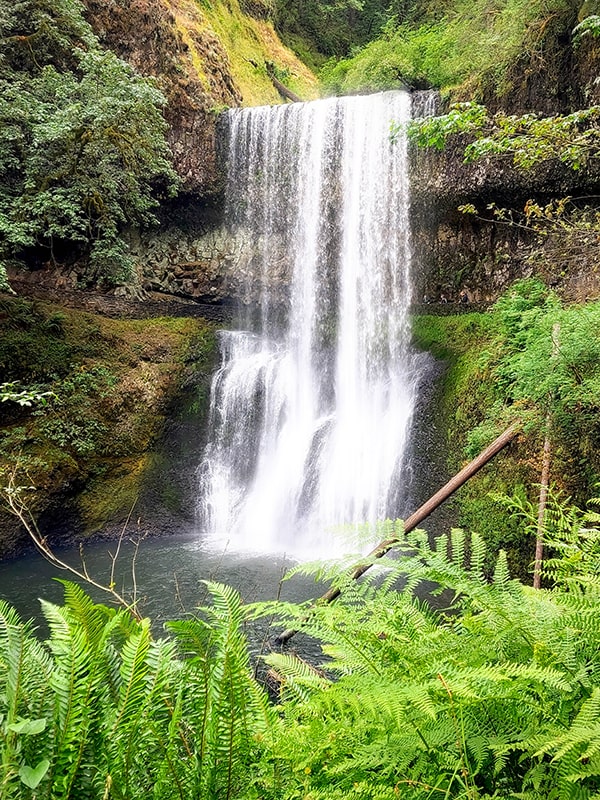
[8,717,47,734]
[19,759,50,789]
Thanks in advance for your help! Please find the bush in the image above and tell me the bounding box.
[0,0,179,288]
[319,0,576,97]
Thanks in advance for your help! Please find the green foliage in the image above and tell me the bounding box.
[249,525,600,799]
[573,14,600,43]
[274,0,395,60]
[34,367,117,456]
[475,282,600,471]
[0,382,53,407]
[0,581,269,799]
[0,264,12,292]
[412,294,600,572]
[0,0,179,287]
[6,512,600,798]
[319,0,575,96]
[408,102,600,170]
[320,33,422,93]
[166,582,274,798]
[0,300,81,389]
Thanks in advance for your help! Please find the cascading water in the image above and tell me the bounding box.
[199,90,424,558]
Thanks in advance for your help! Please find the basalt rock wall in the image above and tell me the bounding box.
[83,0,240,196]
[410,135,600,305]
[409,7,600,305]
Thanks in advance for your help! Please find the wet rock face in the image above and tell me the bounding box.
[410,141,600,304]
[128,202,235,303]
[82,0,242,195]
[575,34,600,108]
[128,202,292,307]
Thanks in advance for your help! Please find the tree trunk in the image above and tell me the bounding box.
[276,422,520,645]
[533,419,552,589]
[265,62,302,103]
[533,322,560,589]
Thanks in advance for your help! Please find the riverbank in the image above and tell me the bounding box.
[0,291,218,559]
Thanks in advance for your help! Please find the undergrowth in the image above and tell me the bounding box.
[411,283,600,575]
[0,297,216,541]
[320,0,577,101]
[3,507,600,798]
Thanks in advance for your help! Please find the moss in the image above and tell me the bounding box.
[170,0,319,106]
[411,310,538,577]
[0,296,217,552]
[412,312,501,444]
[77,455,152,534]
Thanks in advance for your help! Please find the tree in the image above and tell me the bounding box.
[273,0,394,58]
[0,0,179,288]
[406,102,600,171]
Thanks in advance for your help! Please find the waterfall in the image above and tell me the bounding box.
[199,91,423,558]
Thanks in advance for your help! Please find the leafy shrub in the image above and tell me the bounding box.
[319,0,575,97]
[408,102,600,171]
[0,0,179,288]
[33,367,117,455]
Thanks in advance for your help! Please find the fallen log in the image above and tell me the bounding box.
[265,61,302,103]
[275,421,520,645]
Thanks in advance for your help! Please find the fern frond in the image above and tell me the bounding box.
[265,652,329,703]
[41,599,96,799]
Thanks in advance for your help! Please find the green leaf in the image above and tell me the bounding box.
[8,717,47,734]
[18,759,50,789]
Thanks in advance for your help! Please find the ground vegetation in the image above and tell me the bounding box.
[2,513,600,798]
[318,0,587,109]
[412,281,600,576]
[0,296,216,555]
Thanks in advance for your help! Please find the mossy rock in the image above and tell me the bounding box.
[0,297,217,557]
[412,309,540,579]
[77,456,152,534]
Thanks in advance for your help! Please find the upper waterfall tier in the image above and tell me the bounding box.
[199,91,423,558]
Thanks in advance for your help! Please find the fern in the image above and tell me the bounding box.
[167,581,273,800]
[0,601,54,799]
[265,652,330,703]
[6,514,600,800]
[251,528,600,799]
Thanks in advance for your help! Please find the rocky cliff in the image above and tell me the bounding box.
[410,134,600,305]
[83,0,317,196]
[408,2,600,305]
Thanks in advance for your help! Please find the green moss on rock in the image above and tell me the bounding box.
[0,296,217,557]
[411,310,538,577]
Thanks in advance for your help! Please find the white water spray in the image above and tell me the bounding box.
[199,91,422,557]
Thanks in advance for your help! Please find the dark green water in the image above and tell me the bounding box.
[0,532,319,636]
